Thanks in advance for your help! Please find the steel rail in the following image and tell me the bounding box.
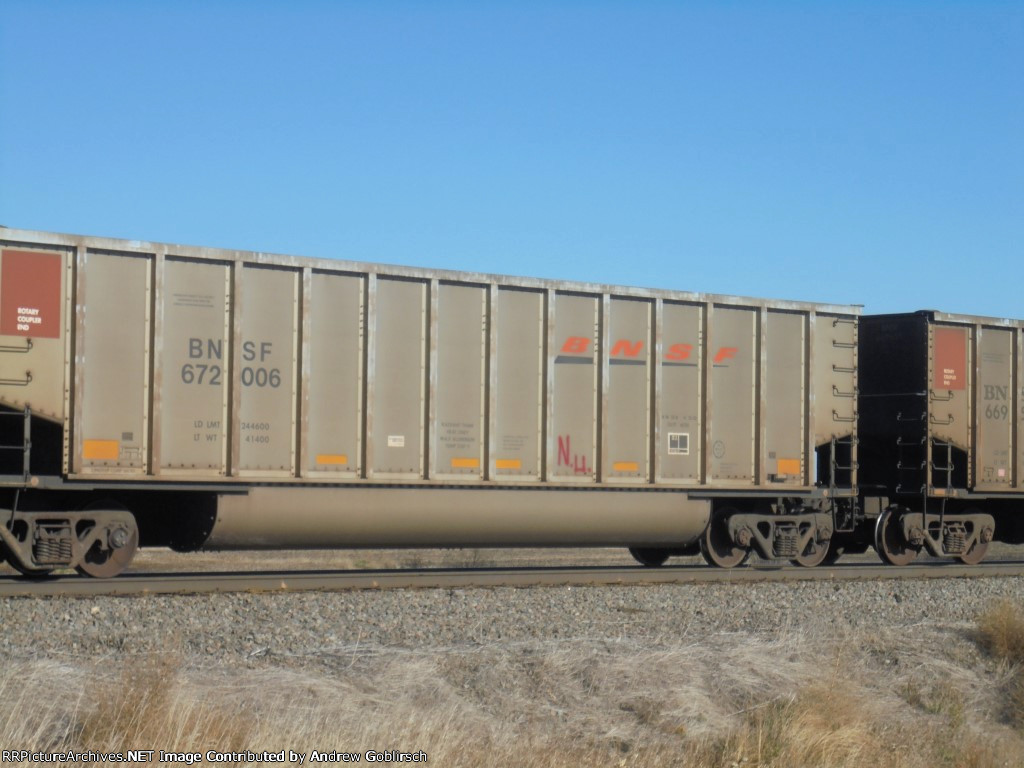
[1,560,1023,597]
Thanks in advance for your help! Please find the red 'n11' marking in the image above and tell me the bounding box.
[557,434,591,475]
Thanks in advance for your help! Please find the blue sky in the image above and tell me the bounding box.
[1,2,1021,315]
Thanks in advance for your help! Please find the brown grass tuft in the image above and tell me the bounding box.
[75,655,254,753]
[688,682,890,768]
[977,599,1024,665]
[976,600,1024,728]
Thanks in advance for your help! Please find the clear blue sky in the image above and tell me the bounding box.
[1,2,1021,316]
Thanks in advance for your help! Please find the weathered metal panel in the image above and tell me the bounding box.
[79,251,150,474]
[922,317,1024,495]
[812,314,857,445]
[157,258,231,474]
[433,282,486,479]
[2,228,864,494]
[305,271,363,478]
[370,277,426,477]
[492,287,544,480]
[235,265,298,476]
[709,305,756,482]
[550,292,598,481]
[764,310,806,484]
[0,245,69,422]
[604,297,651,482]
[657,301,702,483]
[975,326,1014,489]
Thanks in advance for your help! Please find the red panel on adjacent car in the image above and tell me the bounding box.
[1,249,62,338]
[933,326,967,391]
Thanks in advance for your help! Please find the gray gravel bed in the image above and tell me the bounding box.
[1,576,1018,669]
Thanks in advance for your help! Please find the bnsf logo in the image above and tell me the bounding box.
[559,337,737,364]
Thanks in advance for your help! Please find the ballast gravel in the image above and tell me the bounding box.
[0,575,1020,667]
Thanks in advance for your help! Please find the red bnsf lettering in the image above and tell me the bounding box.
[561,337,589,354]
[665,343,693,361]
[714,347,738,364]
[562,338,737,364]
[610,339,643,357]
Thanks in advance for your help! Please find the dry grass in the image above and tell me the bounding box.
[690,684,887,767]
[977,599,1024,730]
[977,600,1024,665]
[76,655,252,754]
[3,613,1024,768]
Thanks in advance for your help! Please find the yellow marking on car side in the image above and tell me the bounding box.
[777,458,801,476]
[315,454,348,466]
[83,440,119,460]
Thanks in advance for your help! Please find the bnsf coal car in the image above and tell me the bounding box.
[859,312,1024,565]
[0,228,860,576]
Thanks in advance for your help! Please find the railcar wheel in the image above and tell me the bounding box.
[1,540,53,576]
[75,514,139,579]
[629,548,670,567]
[700,508,750,568]
[820,538,844,565]
[9,563,55,577]
[6,554,54,578]
[790,536,831,568]
[874,508,919,567]
[958,539,989,566]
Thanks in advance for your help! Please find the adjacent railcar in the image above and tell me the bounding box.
[0,228,859,576]
[859,311,1024,565]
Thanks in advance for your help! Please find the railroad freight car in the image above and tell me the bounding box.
[0,228,859,577]
[859,312,1024,565]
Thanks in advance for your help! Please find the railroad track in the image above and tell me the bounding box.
[2,560,1024,597]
